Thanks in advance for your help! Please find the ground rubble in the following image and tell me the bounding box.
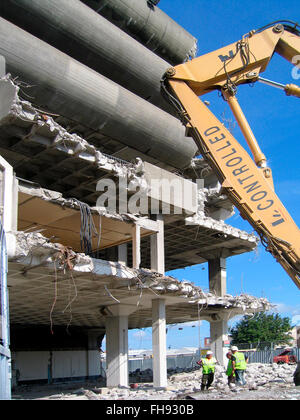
[13,363,300,400]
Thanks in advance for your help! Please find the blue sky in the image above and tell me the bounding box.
[126,0,300,350]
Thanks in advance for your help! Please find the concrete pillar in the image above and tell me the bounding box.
[210,319,228,367]
[0,154,16,400]
[105,315,129,387]
[208,257,226,297]
[152,299,167,388]
[150,215,165,274]
[118,243,128,266]
[132,224,141,269]
[208,257,228,366]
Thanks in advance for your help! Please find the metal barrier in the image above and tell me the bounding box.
[100,354,199,376]
[99,348,300,378]
[243,347,300,364]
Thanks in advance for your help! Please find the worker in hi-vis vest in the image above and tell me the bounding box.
[230,346,247,386]
[226,351,236,387]
[197,350,218,391]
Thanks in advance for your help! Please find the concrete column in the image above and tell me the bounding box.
[0,154,15,400]
[210,319,228,367]
[150,215,165,274]
[208,257,226,297]
[118,243,128,266]
[105,315,129,387]
[132,224,141,269]
[208,257,227,366]
[152,299,167,388]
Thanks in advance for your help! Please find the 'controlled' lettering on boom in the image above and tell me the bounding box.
[203,126,284,225]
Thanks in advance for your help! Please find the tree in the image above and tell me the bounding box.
[229,312,293,346]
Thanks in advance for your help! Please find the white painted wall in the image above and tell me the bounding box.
[13,351,49,381]
[12,350,101,382]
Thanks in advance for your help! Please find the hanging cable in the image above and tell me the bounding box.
[71,199,98,255]
[49,260,58,335]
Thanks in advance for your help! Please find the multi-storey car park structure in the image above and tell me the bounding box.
[0,0,271,396]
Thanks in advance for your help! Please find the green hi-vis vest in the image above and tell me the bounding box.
[226,359,235,376]
[234,352,247,370]
[201,357,217,374]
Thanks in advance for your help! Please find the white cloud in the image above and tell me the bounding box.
[133,330,147,338]
[273,302,293,313]
[292,315,300,326]
[273,302,300,324]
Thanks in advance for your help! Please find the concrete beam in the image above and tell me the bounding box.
[0,19,197,169]
[144,162,198,215]
[0,0,173,114]
[82,0,197,65]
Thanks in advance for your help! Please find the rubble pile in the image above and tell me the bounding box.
[15,363,299,400]
[97,363,299,400]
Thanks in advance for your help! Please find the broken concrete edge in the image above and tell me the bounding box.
[188,157,236,215]
[18,170,257,248]
[7,230,270,314]
[0,75,148,184]
[2,76,241,218]
[185,211,258,245]
[18,180,155,228]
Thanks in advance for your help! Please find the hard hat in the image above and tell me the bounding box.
[206,350,213,355]
[231,346,238,351]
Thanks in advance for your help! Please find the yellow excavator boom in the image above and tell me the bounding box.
[163,22,300,288]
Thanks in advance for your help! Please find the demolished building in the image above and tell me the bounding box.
[0,0,271,392]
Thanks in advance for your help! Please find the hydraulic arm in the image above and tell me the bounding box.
[162,22,300,288]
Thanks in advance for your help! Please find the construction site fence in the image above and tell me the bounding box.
[99,348,300,375]
[100,354,198,376]
[234,343,300,364]
[130,354,197,373]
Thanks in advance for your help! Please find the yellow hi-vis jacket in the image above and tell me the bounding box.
[233,352,247,370]
[201,357,217,374]
[226,359,235,376]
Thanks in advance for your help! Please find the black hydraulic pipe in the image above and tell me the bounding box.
[0,17,197,169]
[81,0,198,65]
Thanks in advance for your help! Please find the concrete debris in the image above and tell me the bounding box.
[185,209,258,245]
[13,363,300,400]
[8,231,269,314]
[3,76,252,226]
[1,76,147,183]
[0,13,198,169]
[136,268,270,311]
[18,179,149,225]
[189,157,235,220]
[8,231,62,261]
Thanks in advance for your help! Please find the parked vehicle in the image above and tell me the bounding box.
[273,349,297,365]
